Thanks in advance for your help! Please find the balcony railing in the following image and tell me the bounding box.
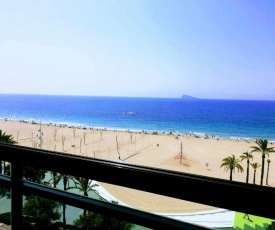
[1,143,275,229]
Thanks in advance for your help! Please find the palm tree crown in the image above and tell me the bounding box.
[0,130,17,174]
[220,154,244,181]
[72,177,98,196]
[0,130,17,144]
[251,139,275,185]
[250,162,261,184]
[71,177,98,216]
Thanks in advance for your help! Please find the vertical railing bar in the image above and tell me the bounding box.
[11,160,23,230]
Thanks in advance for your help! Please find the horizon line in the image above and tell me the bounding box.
[0,92,274,101]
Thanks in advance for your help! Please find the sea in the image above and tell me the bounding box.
[0,94,274,227]
[0,94,275,141]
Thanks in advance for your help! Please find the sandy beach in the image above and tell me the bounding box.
[1,119,274,213]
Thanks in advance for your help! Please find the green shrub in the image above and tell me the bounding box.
[0,212,10,225]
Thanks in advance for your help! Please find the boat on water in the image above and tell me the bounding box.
[123,112,135,115]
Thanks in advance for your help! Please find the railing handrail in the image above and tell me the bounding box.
[1,143,275,228]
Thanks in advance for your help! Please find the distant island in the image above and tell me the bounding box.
[181,94,199,100]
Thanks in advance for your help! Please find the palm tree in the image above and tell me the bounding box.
[220,154,244,181]
[71,177,98,216]
[50,171,58,188]
[0,130,17,144]
[50,174,73,230]
[266,159,271,186]
[61,174,68,230]
[250,162,261,184]
[240,151,253,183]
[0,130,17,174]
[251,139,275,186]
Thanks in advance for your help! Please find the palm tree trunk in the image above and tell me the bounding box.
[230,169,233,181]
[266,162,270,185]
[63,176,67,230]
[63,203,66,230]
[246,159,249,183]
[260,154,265,186]
[253,170,256,184]
[84,191,88,216]
[53,172,57,188]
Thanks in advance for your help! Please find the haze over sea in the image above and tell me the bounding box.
[1,94,275,141]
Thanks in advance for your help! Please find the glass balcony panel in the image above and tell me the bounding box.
[20,163,262,229]
[21,163,217,228]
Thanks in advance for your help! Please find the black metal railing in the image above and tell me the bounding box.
[1,143,275,229]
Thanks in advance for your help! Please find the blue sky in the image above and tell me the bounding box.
[0,1,275,100]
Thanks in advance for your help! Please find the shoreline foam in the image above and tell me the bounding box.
[1,117,273,142]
